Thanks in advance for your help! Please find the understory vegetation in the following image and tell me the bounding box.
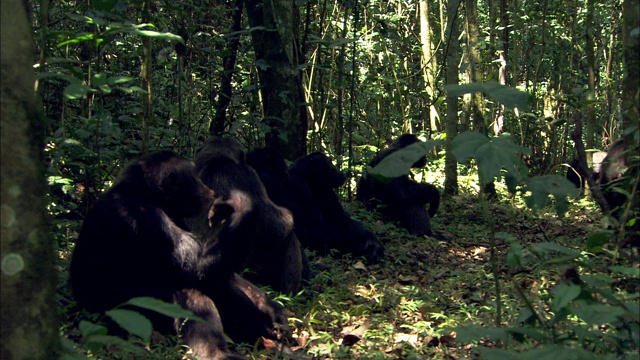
[55,167,639,360]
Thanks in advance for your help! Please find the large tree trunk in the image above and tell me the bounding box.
[419,0,439,131]
[245,0,307,160]
[1,1,59,358]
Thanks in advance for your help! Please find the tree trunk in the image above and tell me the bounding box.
[1,1,59,358]
[141,0,153,154]
[585,0,597,149]
[211,0,244,135]
[245,0,307,160]
[464,0,485,133]
[444,0,461,197]
[622,0,639,148]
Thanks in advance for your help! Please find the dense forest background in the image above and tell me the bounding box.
[1,0,638,358]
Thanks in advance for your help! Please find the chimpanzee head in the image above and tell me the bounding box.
[290,152,347,188]
[123,151,214,219]
[392,134,427,169]
[195,137,246,171]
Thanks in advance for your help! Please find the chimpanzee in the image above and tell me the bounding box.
[283,152,385,261]
[69,151,273,359]
[190,136,305,295]
[357,134,440,236]
[597,140,630,213]
[565,150,608,190]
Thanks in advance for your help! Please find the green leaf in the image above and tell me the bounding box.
[133,29,184,43]
[116,86,146,94]
[452,132,530,185]
[124,297,204,321]
[78,321,107,338]
[444,81,533,110]
[609,266,640,277]
[506,327,549,342]
[475,348,518,360]
[108,76,136,85]
[105,309,152,342]
[572,304,626,325]
[520,345,599,360]
[368,139,443,181]
[585,232,609,251]
[506,241,523,267]
[552,284,582,311]
[523,175,580,214]
[531,242,580,258]
[64,84,92,99]
[451,131,489,163]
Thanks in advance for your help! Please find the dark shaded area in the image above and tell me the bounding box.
[190,137,305,294]
[357,134,441,236]
[247,149,384,262]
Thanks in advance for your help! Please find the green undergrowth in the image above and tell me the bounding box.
[57,177,638,359]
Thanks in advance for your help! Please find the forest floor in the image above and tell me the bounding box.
[58,185,639,359]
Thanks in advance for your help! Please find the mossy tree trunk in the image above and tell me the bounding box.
[1,0,59,358]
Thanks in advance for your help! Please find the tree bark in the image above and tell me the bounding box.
[245,0,307,160]
[444,0,461,196]
[211,0,245,135]
[621,0,639,148]
[1,1,59,358]
[585,0,597,149]
[464,0,485,133]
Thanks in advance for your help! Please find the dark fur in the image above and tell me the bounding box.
[70,151,239,359]
[357,134,440,236]
[597,140,629,213]
[283,152,384,261]
[191,137,304,294]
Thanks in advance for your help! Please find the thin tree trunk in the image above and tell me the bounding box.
[465,0,485,133]
[585,0,597,149]
[211,0,244,135]
[1,1,59,358]
[141,0,153,154]
[444,0,461,197]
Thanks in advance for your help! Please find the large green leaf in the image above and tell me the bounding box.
[64,84,92,99]
[105,309,152,342]
[452,132,530,185]
[444,82,533,110]
[368,139,443,181]
[572,304,626,326]
[523,175,580,214]
[552,283,582,311]
[520,345,599,360]
[124,296,204,321]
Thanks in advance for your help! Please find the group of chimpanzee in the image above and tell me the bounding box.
[69,134,440,359]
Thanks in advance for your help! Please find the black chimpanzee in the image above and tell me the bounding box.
[565,150,608,190]
[597,140,631,213]
[190,136,305,295]
[357,134,440,236]
[69,151,273,359]
[268,151,385,262]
